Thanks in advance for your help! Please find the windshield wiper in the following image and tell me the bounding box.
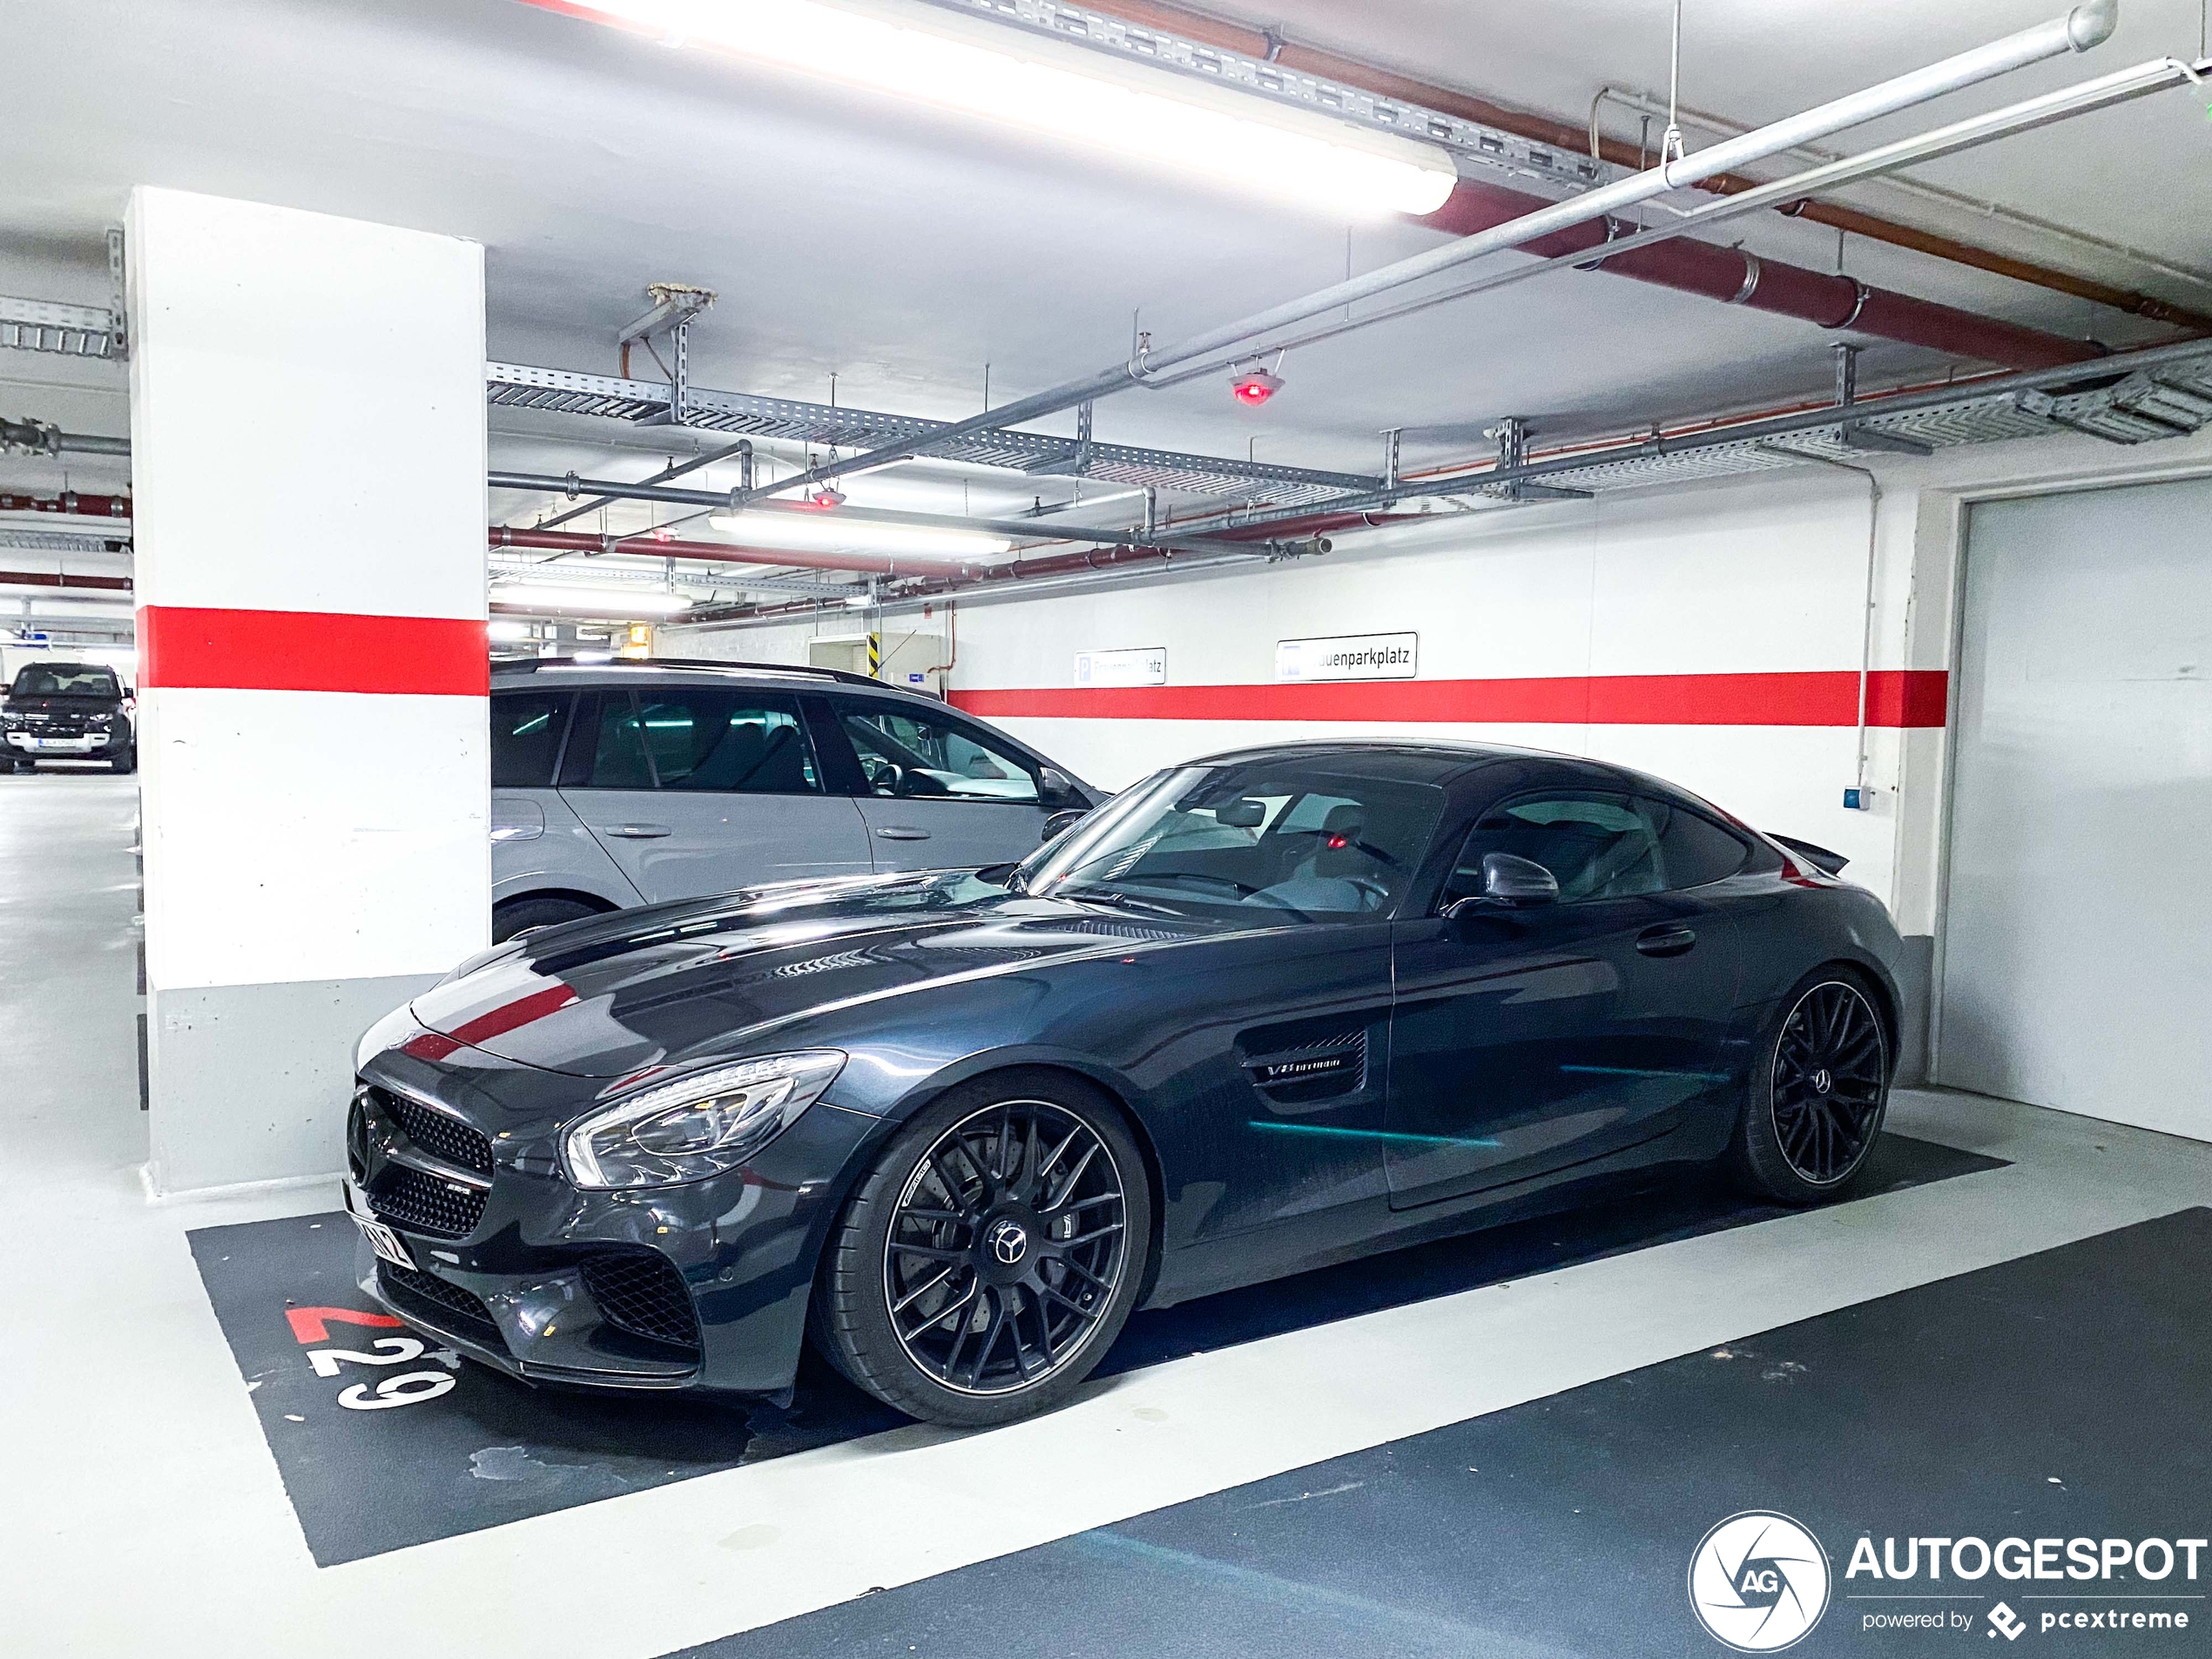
[1058,884,1185,919]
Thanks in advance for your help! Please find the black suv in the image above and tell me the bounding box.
[1,661,136,773]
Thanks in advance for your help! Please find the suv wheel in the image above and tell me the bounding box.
[491,895,602,942]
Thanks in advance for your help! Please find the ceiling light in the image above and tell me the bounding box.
[491,583,695,615]
[709,511,1011,560]
[487,619,536,642]
[806,486,848,509]
[1232,367,1284,407]
[529,0,1460,219]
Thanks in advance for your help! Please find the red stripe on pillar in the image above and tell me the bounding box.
[138,607,488,696]
[949,670,1948,728]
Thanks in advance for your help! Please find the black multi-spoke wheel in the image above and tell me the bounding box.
[1731,968,1892,1203]
[813,1072,1151,1426]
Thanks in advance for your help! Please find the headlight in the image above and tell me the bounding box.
[563,1050,846,1190]
[87,713,111,727]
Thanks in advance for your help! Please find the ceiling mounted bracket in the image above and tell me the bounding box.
[622,282,718,428]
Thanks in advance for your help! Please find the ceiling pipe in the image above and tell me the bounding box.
[1423,178,2097,370]
[489,524,917,577]
[0,417,130,459]
[0,489,132,518]
[1128,53,2206,395]
[1081,0,2205,330]
[728,1,2122,510]
[0,570,132,591]
[489,469,1312,558]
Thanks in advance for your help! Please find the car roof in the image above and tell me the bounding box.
[1183,736,1582,786]
[489,656,941,705]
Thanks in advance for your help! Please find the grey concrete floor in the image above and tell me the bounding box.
[0,768,144,1190]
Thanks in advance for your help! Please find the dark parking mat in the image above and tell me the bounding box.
[188,1132,2001,1567]
[686,1206,2212,1659]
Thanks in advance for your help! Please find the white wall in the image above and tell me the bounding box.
[668,422,2212,957]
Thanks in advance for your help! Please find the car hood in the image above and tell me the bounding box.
[408,872,1239,1078]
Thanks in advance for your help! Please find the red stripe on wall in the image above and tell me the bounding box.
[950,670,1948,728]
[138,607,489,697]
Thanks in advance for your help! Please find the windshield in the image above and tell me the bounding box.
[1014,759,1446,922]
[10,664,121,698]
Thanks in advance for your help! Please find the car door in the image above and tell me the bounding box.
[1384,789,1743,1209]
[489,687,644,907]
[556,685,874,902]
[830,697,1056,870]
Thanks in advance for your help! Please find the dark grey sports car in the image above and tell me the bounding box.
[347,739,1903,1425]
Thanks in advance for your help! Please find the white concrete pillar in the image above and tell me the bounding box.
[129,187,489,1195]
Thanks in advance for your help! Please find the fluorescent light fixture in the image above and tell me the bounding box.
[710,511,1011,560]
[491,582,695,615]
[487,619,536,642]
[532,0,1460,219]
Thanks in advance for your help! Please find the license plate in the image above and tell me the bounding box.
[31,738,77,751]
[344,1181,415,1270]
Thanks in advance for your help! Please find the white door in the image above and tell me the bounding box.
[1939,477,2212,1138]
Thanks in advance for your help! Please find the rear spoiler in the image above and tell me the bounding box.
[1769,833,1849,876]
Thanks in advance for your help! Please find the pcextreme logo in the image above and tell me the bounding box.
[1689,1511,1833,1652]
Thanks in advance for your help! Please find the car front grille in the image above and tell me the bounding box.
[351,1083,494,1239]
[367,1166,486,1238]
[378,1262,508,1352]
[374,1088,495,1177]
[580,1250,702,1356]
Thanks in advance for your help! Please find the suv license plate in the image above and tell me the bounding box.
[344,1183,415,1270]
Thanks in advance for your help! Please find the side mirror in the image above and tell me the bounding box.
[1445,853,1559,916]
[1041,807,1089,845]
[1037,766,1087,812]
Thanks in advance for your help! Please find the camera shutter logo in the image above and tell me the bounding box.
[1689,1511,1831,1652]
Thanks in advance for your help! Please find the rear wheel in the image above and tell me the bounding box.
[813,1072,1150,1426]
[491,894,602,942]
[1731,968,1892,1203]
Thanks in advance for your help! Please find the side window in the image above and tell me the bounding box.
[638,690,819,794]
[489,692,571,788]
[1442,792,1664,906]
[581,691,656,789]
[1645,797,1750,889]
[838,704,1040,803]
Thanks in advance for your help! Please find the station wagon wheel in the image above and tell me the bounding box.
[1731,969,1892,1203]
[813,1073,1151,1426]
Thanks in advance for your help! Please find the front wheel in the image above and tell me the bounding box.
[1730,968,1892,1203]
[813,1072,1151,1426]
[109,745,137,774]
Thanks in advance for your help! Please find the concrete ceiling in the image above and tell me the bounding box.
[4,0,2209,531]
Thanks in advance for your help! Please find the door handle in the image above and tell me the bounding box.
[875,826,931,841]
[605,823,672,839]
[1635,925,1697,957]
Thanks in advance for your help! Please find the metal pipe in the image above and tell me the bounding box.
[0,489,132,518]
[489,470,1304,557]
[725,3,2119,509]
[0,570,132,591]
[1235,328,2212,527]
[1139,54,2199,388]
[0,416,131,458]
[488,525,917,577]
[1589,82,2212,312]
[530,436,754,532]
[1081,0,2195,327]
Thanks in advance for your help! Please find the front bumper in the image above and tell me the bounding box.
[348,1023,884,1396]
[4,728,121,754]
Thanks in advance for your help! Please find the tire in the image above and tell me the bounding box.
[109,745,137,775]
[1730,965,1892,1204]
[491,894,602,943]
[812,1069,1151,1427]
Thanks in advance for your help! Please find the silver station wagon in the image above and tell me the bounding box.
[489,658,1099,941]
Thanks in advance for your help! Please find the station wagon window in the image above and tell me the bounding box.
[576,688,820,793]
[838,703,1040,804]
[489,691,571,788]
